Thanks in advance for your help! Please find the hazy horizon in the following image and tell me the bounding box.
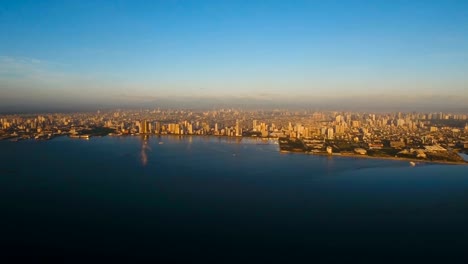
[2,94,468,115]
[1,0,468,111]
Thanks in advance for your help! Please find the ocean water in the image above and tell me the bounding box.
[1,136,468,262]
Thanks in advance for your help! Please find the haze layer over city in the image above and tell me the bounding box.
[1,0,468,112]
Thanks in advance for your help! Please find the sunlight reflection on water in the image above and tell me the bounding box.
[140,135,151,166]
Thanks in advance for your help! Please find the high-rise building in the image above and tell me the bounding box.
[335,115,342,123]
[334,124,345,134]
[397,119,405,127]
[187,123,193,134]
[141,120,148,134]
[327,128,334,139]
[153,122,159,134]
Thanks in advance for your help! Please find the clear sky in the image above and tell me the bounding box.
[1,0,468,111]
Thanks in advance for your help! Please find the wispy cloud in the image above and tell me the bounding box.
[0,55,73,82]
[1,55,467,111]
[0,56,114,105]
[0,56,115,90]
[0,56,170,107]
[0,56,41,76]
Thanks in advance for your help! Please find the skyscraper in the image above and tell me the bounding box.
[139,120,150,134]
[327,128,334,139]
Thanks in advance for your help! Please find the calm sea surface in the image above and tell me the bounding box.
[1,136,468,262]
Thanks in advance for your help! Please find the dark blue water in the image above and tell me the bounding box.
[1,136,468,262]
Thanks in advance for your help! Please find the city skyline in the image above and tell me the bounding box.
[1,0,468,111]
[2,108,467,163]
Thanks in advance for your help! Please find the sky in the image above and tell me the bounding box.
[1,0,468,111]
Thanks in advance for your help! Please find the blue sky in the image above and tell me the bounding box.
[1,0,468,110]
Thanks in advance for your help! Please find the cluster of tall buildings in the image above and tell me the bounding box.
[122,119,242,137]
[1,109,467,153]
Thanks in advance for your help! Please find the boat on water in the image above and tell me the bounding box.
[410,161,416,166]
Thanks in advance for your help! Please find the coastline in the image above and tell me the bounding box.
[4,134,467,165]
[280,150,468,165]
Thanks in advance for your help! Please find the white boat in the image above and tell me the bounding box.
[410,161,416,166]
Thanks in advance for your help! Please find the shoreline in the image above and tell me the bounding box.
[4,134,467,165]
[280,150,468,165]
